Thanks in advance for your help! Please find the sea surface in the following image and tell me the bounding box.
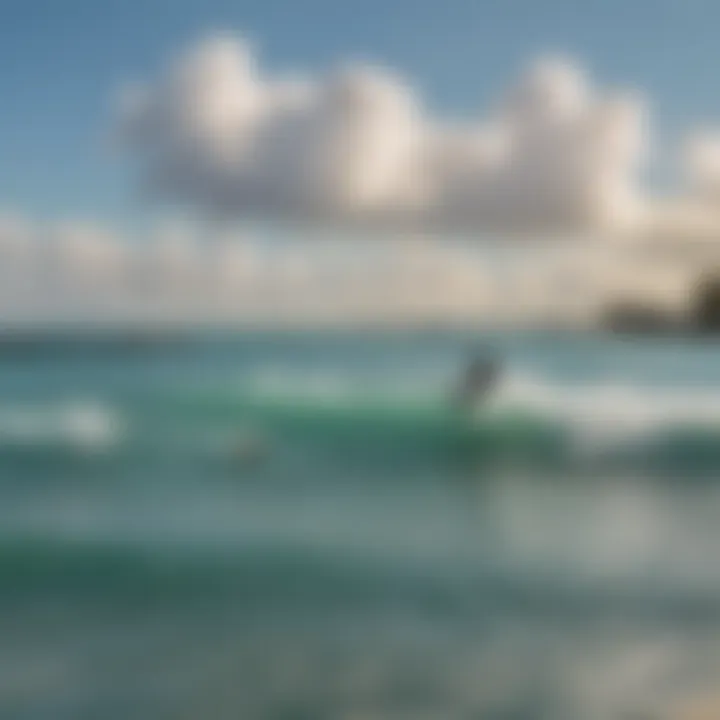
[3,329,720,719]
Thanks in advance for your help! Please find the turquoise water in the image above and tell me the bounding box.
[4,330,720,719]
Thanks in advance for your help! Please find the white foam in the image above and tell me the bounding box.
[491,370,720,450]
[243,364,720,420]
[0,400,122,451]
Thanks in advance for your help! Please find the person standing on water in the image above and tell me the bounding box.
[451,352,501,412]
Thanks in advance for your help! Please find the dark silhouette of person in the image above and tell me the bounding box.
[451,353,500,411]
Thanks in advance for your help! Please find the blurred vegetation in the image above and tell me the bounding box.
[694,274,720,333]
[603,272,720,335]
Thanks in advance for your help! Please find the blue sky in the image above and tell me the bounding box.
[1,0,719,229]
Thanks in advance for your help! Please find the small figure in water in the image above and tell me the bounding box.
[451,352,501,412]
[230,429,268,468]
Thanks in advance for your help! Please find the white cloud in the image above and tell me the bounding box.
[117,35,647,235]
[0,210,677,326]
[6,34,720,325]
[630,132,720,245]
[0,209,704,326]
[684,132,720,199]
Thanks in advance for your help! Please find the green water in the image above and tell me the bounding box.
[3,329,720,719]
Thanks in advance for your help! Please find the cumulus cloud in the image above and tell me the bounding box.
[117,34,647,235]
[629,132,720,245]
[6,34,720,325]
[684,132,720,199]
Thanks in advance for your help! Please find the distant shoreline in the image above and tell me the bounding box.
[0,319,715,349]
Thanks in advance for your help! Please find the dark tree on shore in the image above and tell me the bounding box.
[694,274,720,332]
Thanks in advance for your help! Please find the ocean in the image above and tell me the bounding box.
[3,329,720,719]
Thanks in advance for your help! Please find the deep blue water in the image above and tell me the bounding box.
[4,329,720,719]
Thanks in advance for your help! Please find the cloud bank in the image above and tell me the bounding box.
[0,210,705,326]
[117,35,648,235]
